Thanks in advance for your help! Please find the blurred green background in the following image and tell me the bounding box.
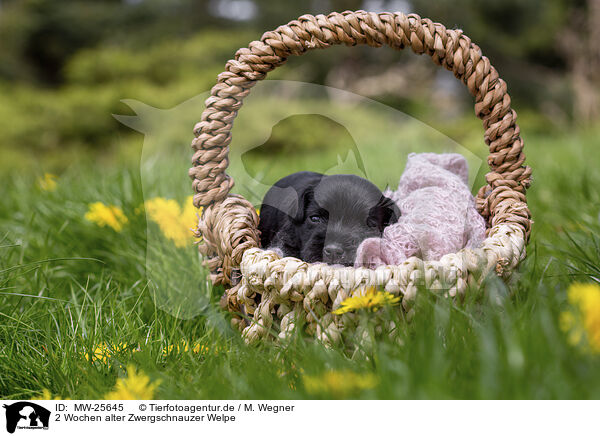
[0,0,598,173]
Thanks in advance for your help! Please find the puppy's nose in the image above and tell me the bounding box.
[323,244,344,261]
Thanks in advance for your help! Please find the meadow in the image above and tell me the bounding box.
[1,92,599,400]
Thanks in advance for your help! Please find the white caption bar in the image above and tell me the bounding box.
[0,400,597,435]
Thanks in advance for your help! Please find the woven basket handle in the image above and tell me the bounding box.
[189,10,531,236]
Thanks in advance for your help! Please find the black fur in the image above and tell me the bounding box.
[258,171,400,266]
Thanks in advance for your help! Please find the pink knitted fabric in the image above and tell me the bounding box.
[355,153,487,268]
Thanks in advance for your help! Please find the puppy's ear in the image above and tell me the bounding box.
[292,186,314,223]
[263,184,314,223]
[367,196,400,231]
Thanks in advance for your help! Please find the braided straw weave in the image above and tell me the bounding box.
[189,11,532,344]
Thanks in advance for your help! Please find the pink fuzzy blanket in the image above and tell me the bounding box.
[355,153,487,268]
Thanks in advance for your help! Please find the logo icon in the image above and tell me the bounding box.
[3,402,50,434]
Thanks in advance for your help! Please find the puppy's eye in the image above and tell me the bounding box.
[309,215,325,223]
[366,217,379,228]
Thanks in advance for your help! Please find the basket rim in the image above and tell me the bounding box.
[241,222,525,277]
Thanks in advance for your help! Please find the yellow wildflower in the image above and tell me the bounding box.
[302,370,378,398]
[278,366,303,391]
[192,343,211,354]
[85,342,128,364]
[31,389,70,400]
[144,196,199,247]
[162,341,213,356]
[560,282,600,353]
[85,202,128,232]
[38,173,57,191]
[182,195,199,228]
[333,286,400,315]
[104,365,160,400]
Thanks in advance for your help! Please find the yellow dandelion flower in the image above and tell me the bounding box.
[85,202,128,232]
[302,370,378,398]
[144,196,200,247]
[162,341,212,356]
[104,365,160,400]
[162,342,188,355]
[333,286,400,315]
[31,389,70,400]
[191,343,212,354]
[278,367,302,391]
[38,173,57,191]
[85,342,128,364]
[182,195,199,228]
[561,282,600,353]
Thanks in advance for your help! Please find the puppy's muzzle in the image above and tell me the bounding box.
[323,243,354,266]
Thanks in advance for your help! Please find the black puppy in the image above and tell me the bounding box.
[258,171,400,266]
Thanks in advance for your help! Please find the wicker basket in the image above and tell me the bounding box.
[189,11,532,344]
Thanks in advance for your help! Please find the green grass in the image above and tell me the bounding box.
[1,114,600,400]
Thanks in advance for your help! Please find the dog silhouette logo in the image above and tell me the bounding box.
[3,402,50,433]
[113,79,481,320]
